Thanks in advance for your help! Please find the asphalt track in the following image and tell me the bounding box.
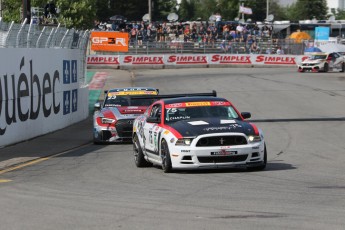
[1,67,345,230]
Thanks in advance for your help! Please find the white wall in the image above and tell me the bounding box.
[0,48,88,147]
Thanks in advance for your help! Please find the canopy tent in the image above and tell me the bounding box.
[289,31,311,43]
[304,47,322,53]
[318,43,345,53]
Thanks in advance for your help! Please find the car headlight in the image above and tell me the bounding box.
[101,118,116,124]
[175,138,194,146]
[248,135,261,143]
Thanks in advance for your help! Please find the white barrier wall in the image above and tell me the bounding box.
[87,54,309,66]
[0,48,88,147]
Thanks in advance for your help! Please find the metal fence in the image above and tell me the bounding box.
[0,18,90,86]
[90,36,308,56]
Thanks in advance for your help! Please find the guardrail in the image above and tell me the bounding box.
[0,18,90,86]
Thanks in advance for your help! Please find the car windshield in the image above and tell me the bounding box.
[104,95,155,107]
[164,104,240,124]
[309,55,327,60]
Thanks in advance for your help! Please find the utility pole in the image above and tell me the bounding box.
[148,0,152,23]
[266,0,269,20]
[22,0,31,23]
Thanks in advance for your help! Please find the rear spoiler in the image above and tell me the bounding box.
[104,88,160,95]
[129,90,217,100]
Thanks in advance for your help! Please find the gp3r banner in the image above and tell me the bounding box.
[90,31,129,52]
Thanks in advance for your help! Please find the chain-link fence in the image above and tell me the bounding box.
[0,18,90,86]
[119,39,306,55]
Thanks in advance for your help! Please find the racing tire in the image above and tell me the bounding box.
[161,139,173,173]
[133,135,152,167]
[323,63,329,72]
[248,144,267,171]
[341,63,345,72]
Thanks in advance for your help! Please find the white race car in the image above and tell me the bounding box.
[132,93,267,173]
[298,52,345,72]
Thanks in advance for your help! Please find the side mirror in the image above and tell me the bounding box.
[241,112,251,119]
[147,117,160,123]
[94,102,101,111]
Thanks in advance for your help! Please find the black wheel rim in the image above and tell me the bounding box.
[161,142,167,168]
[133,139,139,163]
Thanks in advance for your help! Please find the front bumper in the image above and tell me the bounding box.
[298,65,320,72]
[169,142,265,170]
[93,119,134,143]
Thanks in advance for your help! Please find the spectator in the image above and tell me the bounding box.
[276,46,284,54]
[215,12,222,33]
[250,41,259,54]
[220,40,228,52]
[137,28,144,46]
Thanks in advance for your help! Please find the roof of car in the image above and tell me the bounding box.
[162,96,228,104]
[108,87,158,92]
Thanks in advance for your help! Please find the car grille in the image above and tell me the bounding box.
[198,154,248,163]
[115,119,134,138]
[302,63,316,66]
[196,136,247,147]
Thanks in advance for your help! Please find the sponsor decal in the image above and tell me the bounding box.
[256,55,296,65]
[211,54,252,64]
[108,90,158,96]
[211,150,237,156]
[87,56,120,64]
[0,58,78,136]
[166,101,230,108]
[163,130,170,135]
[167,55,207,64]
[204,124,242,132]
[181,150,190,152]
[124,56,164,64]
[63,60,78,115]
[188,121,209,125]
[90,31,128,52]
[185,102,211,107]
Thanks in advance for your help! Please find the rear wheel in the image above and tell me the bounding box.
[341,62,345,72]
[161,139,173,173]
[133,135,151,167]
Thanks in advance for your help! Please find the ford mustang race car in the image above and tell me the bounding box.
[298,52,345,72]
[132,94,267,172]
[93,87,159,144]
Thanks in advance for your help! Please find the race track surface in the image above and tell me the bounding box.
[1,67,345,230]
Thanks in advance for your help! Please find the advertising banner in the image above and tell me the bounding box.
[90,31,129,52]
[88,54,305,67]
[0,49,88,147]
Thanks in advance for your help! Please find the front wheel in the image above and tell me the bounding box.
[341,62,345,72]
[161,139,173,173]
[323,63,329,72]
[133,135,152,167]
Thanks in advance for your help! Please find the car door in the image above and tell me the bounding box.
[143,103,162,160]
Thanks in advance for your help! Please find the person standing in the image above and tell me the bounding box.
[215,12,222,33]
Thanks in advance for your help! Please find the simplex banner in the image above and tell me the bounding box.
[87,54,308,66]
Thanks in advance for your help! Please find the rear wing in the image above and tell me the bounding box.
[128,90,217,100]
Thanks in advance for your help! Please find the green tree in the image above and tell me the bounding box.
[286,0,328,21]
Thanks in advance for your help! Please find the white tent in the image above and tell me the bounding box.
[318,43,345,53]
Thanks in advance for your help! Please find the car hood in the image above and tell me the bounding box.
[101,106,147,119]
[168,118,256,137]
[302,59,325,64]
